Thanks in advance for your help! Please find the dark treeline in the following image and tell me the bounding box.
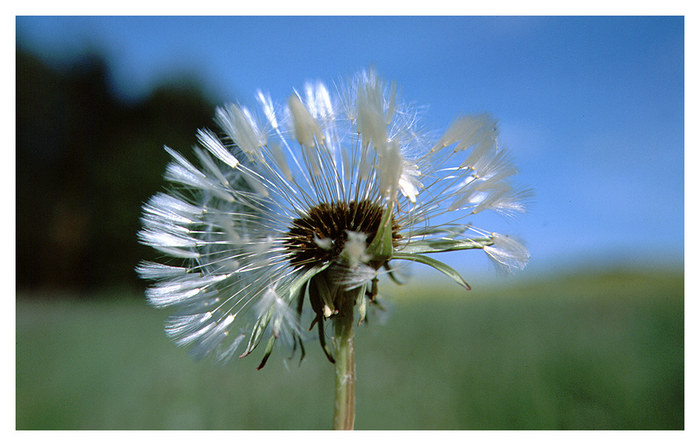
[16,48,218,294]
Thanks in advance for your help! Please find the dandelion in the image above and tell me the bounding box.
[137,69,530,429]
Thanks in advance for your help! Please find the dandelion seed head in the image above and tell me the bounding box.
[138,68,530,365]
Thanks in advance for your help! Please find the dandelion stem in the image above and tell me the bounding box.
[332,292,356,430]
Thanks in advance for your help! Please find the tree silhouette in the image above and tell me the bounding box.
[16,48,218,293]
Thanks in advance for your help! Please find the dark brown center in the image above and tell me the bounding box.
[284,200,400,269]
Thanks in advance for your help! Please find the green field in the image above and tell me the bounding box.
[16,269,683,430]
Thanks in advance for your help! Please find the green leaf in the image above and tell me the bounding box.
[392,253,472,290]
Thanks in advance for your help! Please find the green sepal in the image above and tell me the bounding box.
[240,308,273,358]
[392,253,472,291]
[290,333,306,366]
[385,262,404,285]
[308,272,336,316]
[256,335,276,370]
[317,316,335,363]
[241,262,330,358]
[397,237,493,255]
[289,262,331,301]
[406,224,473,237]
[366,205,394,261]
[357,293,368,325]
[291,281,307,365]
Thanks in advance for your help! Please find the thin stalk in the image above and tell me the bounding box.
[332,293,356,430]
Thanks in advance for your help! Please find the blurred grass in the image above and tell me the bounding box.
[16,269,683,429]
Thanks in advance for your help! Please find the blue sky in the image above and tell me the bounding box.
[16,16,684,280]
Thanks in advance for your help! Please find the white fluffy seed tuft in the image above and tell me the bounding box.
[215,104,266,162]
[288,94,324,148]
[484,233,530,272]
[344,231,371,267]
